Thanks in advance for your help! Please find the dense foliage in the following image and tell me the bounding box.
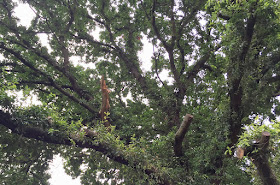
[0,0,280,184]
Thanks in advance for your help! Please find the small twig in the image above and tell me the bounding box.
[153,46,165,86]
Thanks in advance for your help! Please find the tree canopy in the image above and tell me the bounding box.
[0,0,280,184]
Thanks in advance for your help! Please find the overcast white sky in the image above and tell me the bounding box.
[48,156,81,185]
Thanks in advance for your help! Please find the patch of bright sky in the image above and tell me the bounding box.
[48,155,81,185]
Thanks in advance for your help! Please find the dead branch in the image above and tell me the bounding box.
[99,76,111,127]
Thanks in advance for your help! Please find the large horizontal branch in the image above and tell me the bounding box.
[0,110,172,185]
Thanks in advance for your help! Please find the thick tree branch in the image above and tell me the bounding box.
[236,132,279,185]
[228,8,257,147]
[0,110,172,185]
[174,114,193,157]
[240,13,256,62]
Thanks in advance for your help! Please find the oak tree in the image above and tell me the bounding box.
[1,0,280,184]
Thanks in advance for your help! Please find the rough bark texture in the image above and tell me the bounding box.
[253,154,279,185]
[251,132,279,185]
[237,131,279,185]
[228,7,256,147]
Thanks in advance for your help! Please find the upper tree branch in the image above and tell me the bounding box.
[1,18,94,102]
[177,4,199,76]
[150,0,171,51]
[151,0,181,85]
[18,80,73,90]
[76,5,165,112]
[0,42,97,114]
[240,5,257,62]
[18,1,94,103]
[170,0,176,48]
[99,2,158,99]
[153,52,165,87]
[74,32,115,51]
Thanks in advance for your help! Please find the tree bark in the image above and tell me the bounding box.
[252,132,279,185]
[236,132,279,185]
[174,114,193,156]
